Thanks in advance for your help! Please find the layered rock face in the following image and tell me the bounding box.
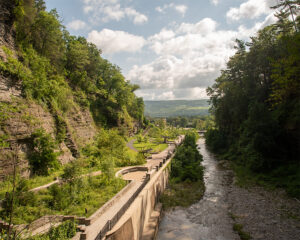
[0,1,96,178]
[0,0,15,49]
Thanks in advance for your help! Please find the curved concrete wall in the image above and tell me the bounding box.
[106,159,170,240]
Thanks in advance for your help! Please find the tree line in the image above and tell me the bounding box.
[206,0,300,197]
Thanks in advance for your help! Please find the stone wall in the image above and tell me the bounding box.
[106,159,170,240]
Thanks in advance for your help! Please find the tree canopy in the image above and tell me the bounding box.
[206,3,300,197]
[7,0,144,129]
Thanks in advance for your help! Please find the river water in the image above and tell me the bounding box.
[157,138,239,240]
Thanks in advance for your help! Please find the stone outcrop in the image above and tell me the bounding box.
[0,97,96,178]
[0,0,96,177]
[0,0,16,49]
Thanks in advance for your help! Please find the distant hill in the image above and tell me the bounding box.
[144,100,210,117]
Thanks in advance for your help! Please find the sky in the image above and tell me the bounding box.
[45,0,279,100]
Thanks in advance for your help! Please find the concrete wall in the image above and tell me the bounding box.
[106,160,170,240]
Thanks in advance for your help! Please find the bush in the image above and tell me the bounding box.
[171,133,204,182]
[135,152,146,165]
[29,128,60,176]
[0,179,37,223]
[27,220,76,240]
[205,129,228,153]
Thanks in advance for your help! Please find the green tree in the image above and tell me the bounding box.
[29,129,59,175]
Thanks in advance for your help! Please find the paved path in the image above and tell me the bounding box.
[126,138,138,152]
[29,170,102,192]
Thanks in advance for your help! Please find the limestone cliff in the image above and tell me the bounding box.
[0,1,97,179]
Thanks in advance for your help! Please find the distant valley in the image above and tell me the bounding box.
[144,100,210,117]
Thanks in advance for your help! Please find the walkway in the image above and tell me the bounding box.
[29,170,102,192]
[82,135,184,239]
[126,138,138,152]
[83,180,143,240]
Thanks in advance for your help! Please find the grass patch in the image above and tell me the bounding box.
[160,180,205,210]
[233,223,251,240]
[133,141,168,153]
[0,170,63,199]
[0,175,126,224]
[127,148,138,158]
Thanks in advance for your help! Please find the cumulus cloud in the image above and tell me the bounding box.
[226,0,276,21]
[82,0,148,25]
[238,12,277,38]
[125,8,148,24]
[87,29,146,54]
[67,20,87,31]
[127,14,276,100]
[155,3,188,17]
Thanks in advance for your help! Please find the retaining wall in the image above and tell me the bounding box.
[105,157,171,240]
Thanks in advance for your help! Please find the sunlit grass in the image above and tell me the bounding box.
[133,141,168,153]
[0,175,127,224]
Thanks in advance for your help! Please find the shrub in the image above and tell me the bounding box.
[29,128,60,176]
[171,133,204,182]
[27,220,76,240]
[205,129,228,153]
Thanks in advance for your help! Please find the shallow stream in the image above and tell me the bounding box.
[157,138,239,240]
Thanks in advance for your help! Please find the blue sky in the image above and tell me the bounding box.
[45,0,278,100]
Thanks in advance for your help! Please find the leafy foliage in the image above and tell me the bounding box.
[9,0,144,128]
[27,220,76,240]
[160,132,204,209]
[171,133,203,182]
[29,128,59,176]
[206,10,300,196]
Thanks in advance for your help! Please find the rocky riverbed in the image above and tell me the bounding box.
[157,138,300,240]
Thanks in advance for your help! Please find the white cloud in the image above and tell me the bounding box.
[82,0,148,25]
[148,29,175,42]
[66,20,87,31]
[128,14,277,100]
[155,3,188,17]
[238,12,277,38]
[135,88,208,100]
[174,5,187,17]
[87,29,146,54]
[210,0,219,6]
[226,0,276,21]
[125,8,148,24]
[155,6,164,13]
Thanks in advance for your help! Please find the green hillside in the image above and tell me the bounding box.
[144,100,210,117]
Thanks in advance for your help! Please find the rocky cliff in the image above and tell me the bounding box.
[0,1,97,178]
